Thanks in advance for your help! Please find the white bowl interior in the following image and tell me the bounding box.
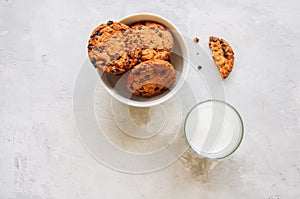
[99,13,189,107]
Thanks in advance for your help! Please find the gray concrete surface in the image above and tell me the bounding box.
[0,0,300,198]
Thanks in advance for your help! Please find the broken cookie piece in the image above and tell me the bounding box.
[209,36,234,79]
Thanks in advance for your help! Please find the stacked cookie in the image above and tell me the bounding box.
[88,20,176,97]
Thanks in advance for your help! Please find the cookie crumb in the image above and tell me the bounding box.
[197,65,202,70]
[193,37,199,43]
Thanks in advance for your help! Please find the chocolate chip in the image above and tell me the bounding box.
[140,66,146,71]
[97,31,103,36]
[110,68,115,73]
[121,29,125,33]
[140,86,144,90]
[107,20,113,25]
[222,46,226,51]
[197,65,202,70]
[153,46,157,50]
[115,53,121,60]
[115,68,120,72]
[127,52,131,58]
[88,45,93,50]
[136,71,140,76]
[144,75,150,80]
[158,33,163,37]
[211,37,217,42]
[110,55,114,61]
[138,54,142,59]
[138,26,142,30]
[220,40,224,44]
[142,91,148,94]
[130,85,134,90]
[139,92,143,96]
[101,61,106,66]
[98,46,104,52]
[154,87,159,91]
[224,52,229,57]
[91,58,96,64]
[160,70,166,76]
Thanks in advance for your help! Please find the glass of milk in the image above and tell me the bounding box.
[184,100,244,159]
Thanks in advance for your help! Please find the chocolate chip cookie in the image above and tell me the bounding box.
[131,22,174,61]
[126,59,176,97]
[209,36,235,79]
[88,21,140,74]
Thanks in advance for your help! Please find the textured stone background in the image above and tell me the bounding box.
[0,0,300,198]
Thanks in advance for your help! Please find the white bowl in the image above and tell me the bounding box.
[98,13,189,107]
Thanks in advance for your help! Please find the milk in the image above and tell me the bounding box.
[185,101,243,158]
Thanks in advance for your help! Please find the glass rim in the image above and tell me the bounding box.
[184,99,244,159]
